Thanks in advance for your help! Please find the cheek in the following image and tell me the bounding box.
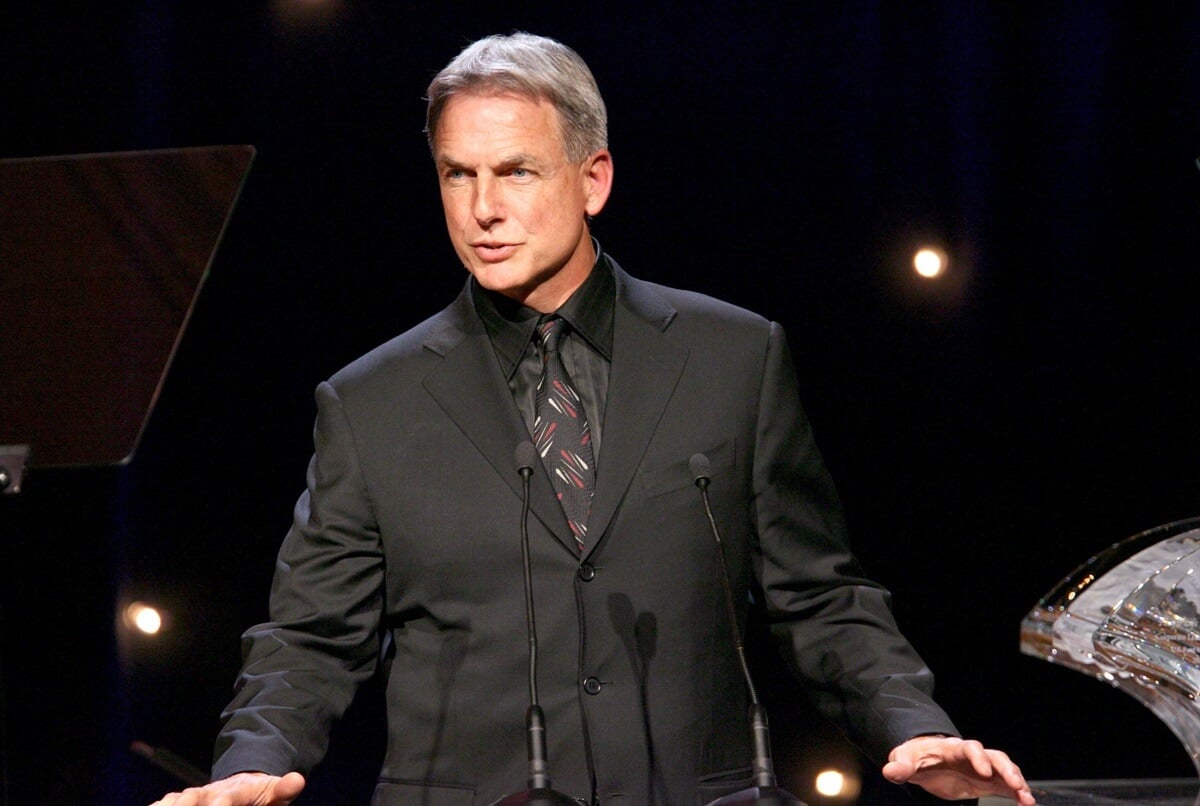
[522,196,567,237]
[440,193,468,229]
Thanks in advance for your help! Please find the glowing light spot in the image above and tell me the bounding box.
[124,602,163,635]
[913,247,948,278]
[815,769,846,796]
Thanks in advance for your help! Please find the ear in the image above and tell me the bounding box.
[581,149,614,217]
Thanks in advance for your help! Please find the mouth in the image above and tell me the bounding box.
[471,242,519,263]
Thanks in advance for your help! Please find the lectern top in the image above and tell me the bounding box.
[0,145,255,468]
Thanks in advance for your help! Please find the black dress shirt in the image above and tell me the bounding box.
[471,246,615,462]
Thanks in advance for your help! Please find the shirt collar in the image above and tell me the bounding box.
[472,241,616,380]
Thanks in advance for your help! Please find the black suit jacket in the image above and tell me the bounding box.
[212,258,957,804]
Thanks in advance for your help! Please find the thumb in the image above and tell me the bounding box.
[881,757,917,784]
[270,772,306,802]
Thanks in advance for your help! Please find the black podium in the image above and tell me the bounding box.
[0,146,254,803]
[982,778,1200,805]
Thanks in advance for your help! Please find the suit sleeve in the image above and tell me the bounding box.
[211,380,385,780]
[751,321,959,763]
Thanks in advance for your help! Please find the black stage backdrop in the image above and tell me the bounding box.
[2,3,1199,804]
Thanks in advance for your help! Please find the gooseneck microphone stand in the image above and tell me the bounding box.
[690,454,805,806]
[490,443,578,805]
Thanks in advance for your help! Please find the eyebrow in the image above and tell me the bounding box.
[497,153,540,170]
[436,153,546,172]
[436,155,468,172]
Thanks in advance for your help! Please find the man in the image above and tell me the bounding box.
[154,33,1033,805]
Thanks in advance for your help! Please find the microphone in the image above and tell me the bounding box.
[690,454,805,806]
[490,443,577,806]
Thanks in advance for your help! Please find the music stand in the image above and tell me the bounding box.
[0,145,255,803]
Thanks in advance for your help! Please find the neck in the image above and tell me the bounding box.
[519,235,596,313]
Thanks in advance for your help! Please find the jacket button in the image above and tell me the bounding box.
[583,676,602,695]
[577,563,596,582]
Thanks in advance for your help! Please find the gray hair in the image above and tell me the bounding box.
[425,33,608,163]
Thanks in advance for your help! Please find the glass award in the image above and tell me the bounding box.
[1021,517,1200,802]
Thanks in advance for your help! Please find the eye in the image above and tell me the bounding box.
[511,167,529,178]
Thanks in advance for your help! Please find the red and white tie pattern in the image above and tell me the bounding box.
[533,316,595,552]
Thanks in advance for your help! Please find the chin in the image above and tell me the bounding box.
[469,262,535,291]
[470,268,517,291]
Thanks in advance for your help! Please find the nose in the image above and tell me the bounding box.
[472,175,502,228]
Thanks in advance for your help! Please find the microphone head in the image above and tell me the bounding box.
[516,441,538,476]
[689,453,711,486]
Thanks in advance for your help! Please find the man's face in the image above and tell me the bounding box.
[434,92,612,313]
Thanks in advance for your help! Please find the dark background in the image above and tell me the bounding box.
[3,2,1199,803]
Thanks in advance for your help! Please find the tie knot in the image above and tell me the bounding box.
[538,315,568,352]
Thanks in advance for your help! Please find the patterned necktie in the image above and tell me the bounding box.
[533,315,595,552]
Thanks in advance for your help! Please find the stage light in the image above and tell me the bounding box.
[123,601,164,636]
[913,247,948,279]
[813,766,861,800]
[814,769,844,796]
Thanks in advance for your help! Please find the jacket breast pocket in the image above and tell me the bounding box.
[639,439,736,498]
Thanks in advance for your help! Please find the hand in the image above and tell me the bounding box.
[882,735,1035,804]
[150,771,306,805]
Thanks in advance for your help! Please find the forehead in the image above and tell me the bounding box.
[434,92,568,160]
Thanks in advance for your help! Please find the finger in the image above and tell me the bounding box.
[970,747,1020,791]
[882,738,943,783]
[880,759,912,784]
[986,749,1019,779]
[966,750,1033,804]
[180,787,219,806]
[987,751,1031,797]
[272,772,307,802]
[958,739,995,778]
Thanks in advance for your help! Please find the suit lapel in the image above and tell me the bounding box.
[587,268,687,552]
[421,289,574,552]
[421,268,687,559]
